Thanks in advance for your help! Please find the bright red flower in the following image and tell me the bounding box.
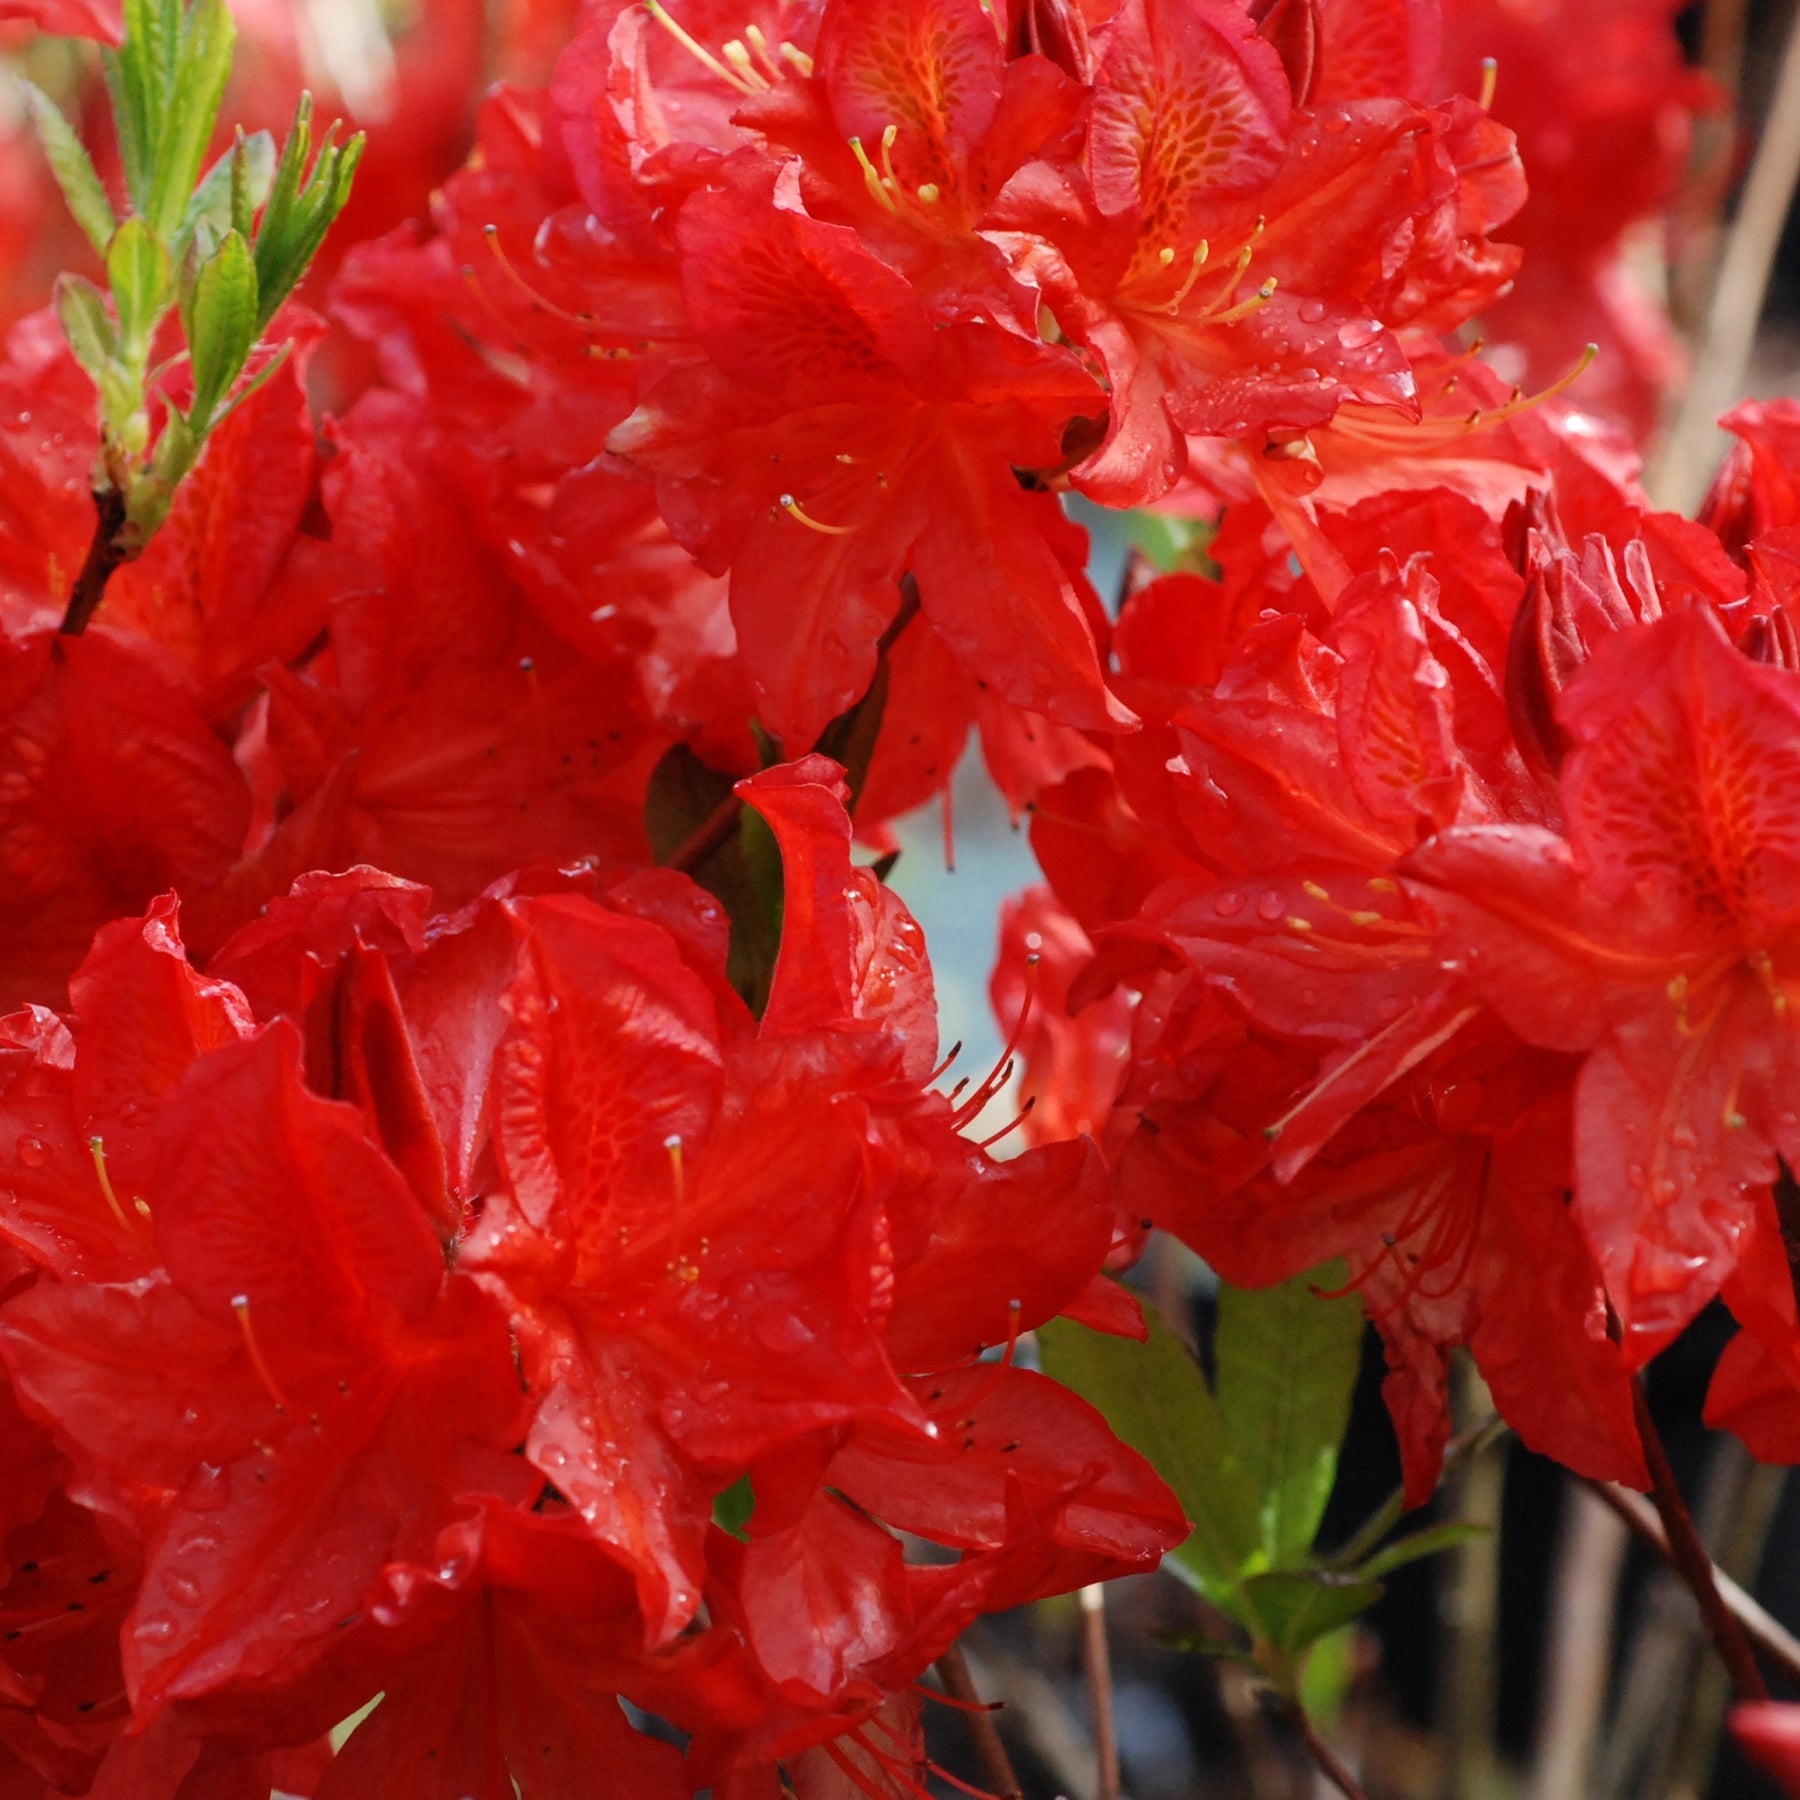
[1404,604,1800,1357]
[610,154,1123,748]
[999,0,1521,508]
[0,902,531,1724]
[1733,1702,1800,1799]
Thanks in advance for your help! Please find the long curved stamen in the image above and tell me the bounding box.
[952,952,1040,1127]
[778,493,858,535]
[643,0,757,93]
[664,1135,699,1282]
[231,1295,294,1415]
[483,225,595,331]
[87,1136,132,1235]
[1338,343,1599,452]
[975,1094,1036,1151]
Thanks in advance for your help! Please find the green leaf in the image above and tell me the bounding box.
[145,0,235,239]
[642,744,782,1015]
[1214,1265,1363,1569]
[1124,510,1218,577]
[1037,1305,1263,1610]
[175,128,275,261]
[105,217,170,361]
[54,274,118,382]
[252,99,365,328]
[20,80,116,258]
[712,1475,755,1542]
[1239,1569,1383,1659]
[185,228,258,423]
[1354,1519,1487,1583]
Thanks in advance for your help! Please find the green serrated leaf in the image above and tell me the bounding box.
[1037,1304,1263,1611]
[1240,1569,1383,1658]
[144,0,235,239]
[20,80,116,258]
[1355,1519,1487,1583]
[1214,1265,1363,1569]
[53,274,118,382]
[186,228,257,423]
[105,217,170,361]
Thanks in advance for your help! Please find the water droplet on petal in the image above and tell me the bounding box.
[165,1573,202,1607]
[135,1615,177,1644]
[1337,319,1381,350]
[1669,1124,1698,1151]
[1297,298,1327,324]
[1213,890,1246,918]
[1256,891,1286,922]
[15,1136,48,1168]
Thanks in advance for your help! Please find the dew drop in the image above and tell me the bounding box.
[1625,1164,1646,1189]
[1337,319,1381,350]
[1669,1124,1698,1151]
[135,1615,177,1644]
[1297,297,1327,324]
[15,1136,48,1168]
[1213,890,1246,918]
[178,1533,218,1557]
[165,1573,202,1607]
[1256,891,1286,922]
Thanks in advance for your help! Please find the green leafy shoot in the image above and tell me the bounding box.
[23,0,365,629]
[1040,1279,1484,1712]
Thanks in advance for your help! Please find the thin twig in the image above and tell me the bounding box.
[1280,1697,1373,1800]
[1585,1481,1800,1686]
[60,487,129,636]
[1651,0,1800,511]
[1080,1583,1121,1800]
[934,1643,1023,1800]
[1631,1380,1768,1700]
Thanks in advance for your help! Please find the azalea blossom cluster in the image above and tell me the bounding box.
[0,0,1769,1792]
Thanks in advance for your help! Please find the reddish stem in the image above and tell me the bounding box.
[933,1644,1021,1800]
[1632,1376,1768,1701]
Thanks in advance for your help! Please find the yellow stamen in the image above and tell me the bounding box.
[848,137,898,212]
[1478,57,1498,111]
[1162,239,1212,312]
[779,493,857,535]
[643,0,756,94]
[231,1295,294,1415]
[87,1136,131,1235]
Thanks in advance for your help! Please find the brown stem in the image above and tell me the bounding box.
[1079,1583,1121,1800]
[1280,1698,1372,1800]
[933,1643,1022,1800]
[1584,1480,1800,1687]
[60,486,129,636]
[1630,1377,1769,1701]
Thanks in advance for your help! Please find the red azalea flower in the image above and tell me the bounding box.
[1405,604,1800,1357]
